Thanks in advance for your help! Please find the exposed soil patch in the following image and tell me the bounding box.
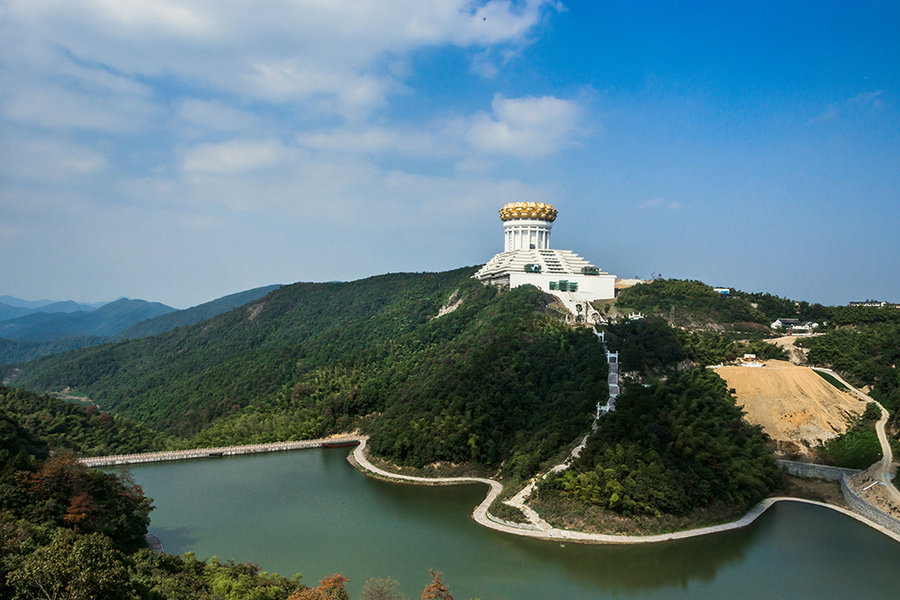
[246,301,265,321]
[849,465,900,519]
[764,334,818,365]
[432,291,463,319]
[776,474,847,507]
[715,360,867,458]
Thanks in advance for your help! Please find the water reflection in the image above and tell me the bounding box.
[508,523,760,592]
[123,449,900,600]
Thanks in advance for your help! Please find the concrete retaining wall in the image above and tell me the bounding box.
[777,459,860,482]
[840,475,900,536]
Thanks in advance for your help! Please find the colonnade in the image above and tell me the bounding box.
[504,220,552,252]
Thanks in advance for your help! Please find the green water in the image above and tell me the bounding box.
[122,449,900,599]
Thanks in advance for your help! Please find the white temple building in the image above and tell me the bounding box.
[474,202,616,322]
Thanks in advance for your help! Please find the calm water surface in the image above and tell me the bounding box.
[121,449,900,600]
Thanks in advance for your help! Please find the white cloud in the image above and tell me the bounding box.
[470,50,499,79]
[640,197,681,210]
[2,82,158,131]
[296,125,462,159]
[296,94,585,162]
[2,0,557,120]
[181,139,292,174]
[0,133,108,181]
[811,90,885,123]
[465,94,583,159]
[177,99,261,133]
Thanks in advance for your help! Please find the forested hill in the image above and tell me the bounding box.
[115,284,282,340]
[6,268,606,477]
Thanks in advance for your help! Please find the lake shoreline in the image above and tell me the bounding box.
[348,436,900,545]
[85,434,900,545]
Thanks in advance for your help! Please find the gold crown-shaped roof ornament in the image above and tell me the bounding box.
[498,202,558,222]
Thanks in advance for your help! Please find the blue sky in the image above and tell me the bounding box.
[1,1,897,308]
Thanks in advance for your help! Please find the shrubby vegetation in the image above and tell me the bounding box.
[615,279,848,331]
[540,369,779,517]
[603,317,685,374]
[602,317,785,372]
[821,403,884,469]
[365,285,603,478]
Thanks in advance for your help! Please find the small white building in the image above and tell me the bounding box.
[474,202,616,320]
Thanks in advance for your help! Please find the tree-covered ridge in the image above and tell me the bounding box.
[6,270,607,481]
[0,386,164,457]
[116,284,282,340]
[599,318,786,375]
[0,298,175,342]
[8,269,477,435]
[540,369,779,517]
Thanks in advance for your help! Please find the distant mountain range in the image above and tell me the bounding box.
[0,285,281,365]
[0,298,175,341]
[0,295,105,311]
[0,299,100,322]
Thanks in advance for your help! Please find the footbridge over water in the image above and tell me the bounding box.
[80,436,362,468]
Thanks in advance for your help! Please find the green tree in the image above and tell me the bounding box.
[8,530,136,600]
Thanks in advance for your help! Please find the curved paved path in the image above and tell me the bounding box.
[811,367,900,505]
[351,437,900,544]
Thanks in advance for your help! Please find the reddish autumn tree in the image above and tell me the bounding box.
[63,491,97,530]
[421,570,452,600]
[288,573,350,600]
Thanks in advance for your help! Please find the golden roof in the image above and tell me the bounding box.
[498,202,558,222]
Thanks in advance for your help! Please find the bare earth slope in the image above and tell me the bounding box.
[715,360,867,458]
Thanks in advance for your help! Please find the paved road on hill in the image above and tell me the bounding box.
[811,367,900,505]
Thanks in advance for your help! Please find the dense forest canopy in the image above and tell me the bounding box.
[5,270,606,480]
[541,369,779,517]
[0,386,163,457]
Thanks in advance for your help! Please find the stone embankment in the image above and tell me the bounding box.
[80,436,362,467]
[777,459,860,482]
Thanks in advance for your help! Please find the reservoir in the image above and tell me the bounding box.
[122,448,900,600]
